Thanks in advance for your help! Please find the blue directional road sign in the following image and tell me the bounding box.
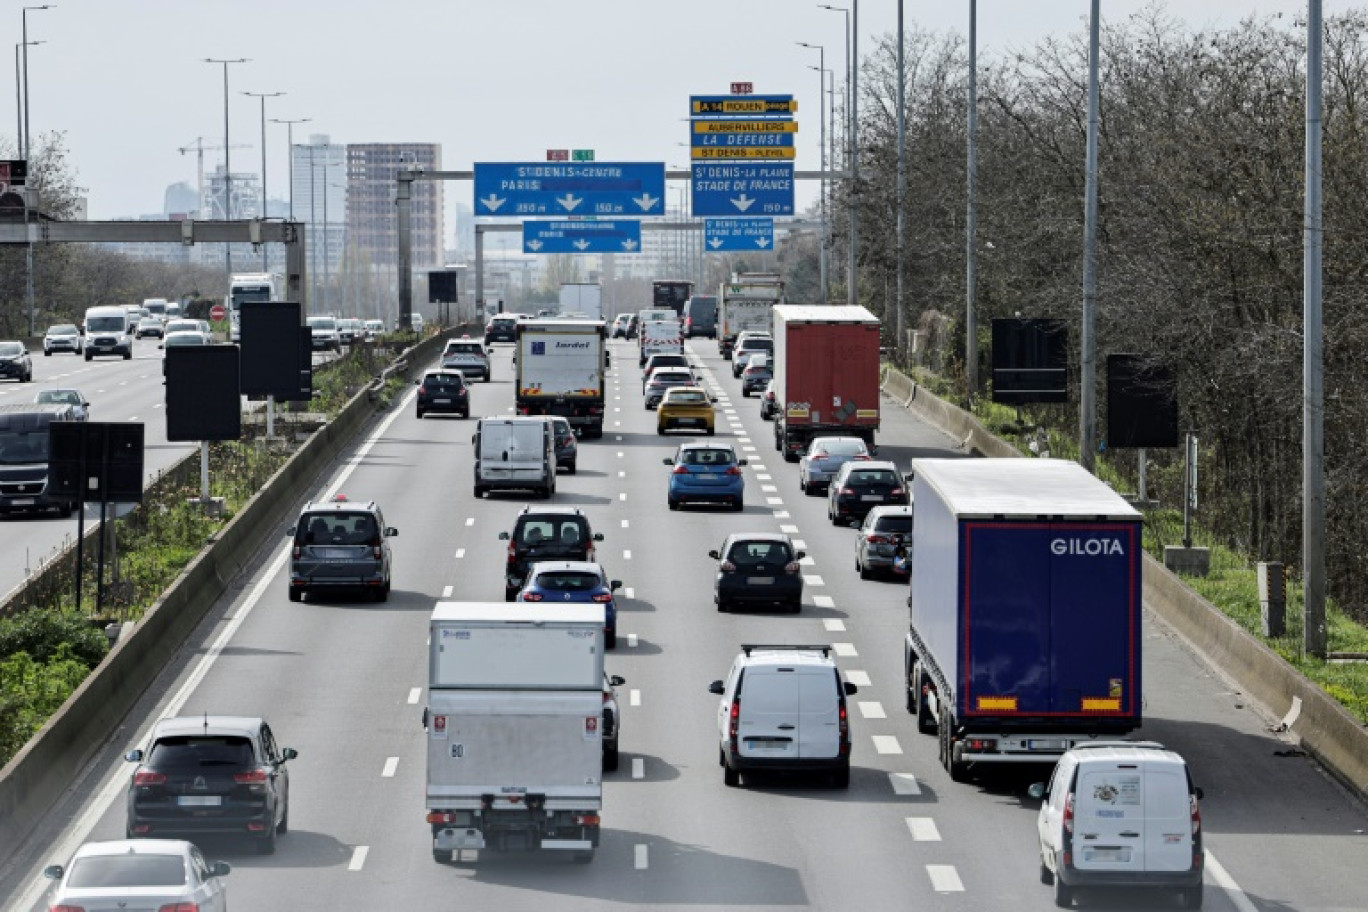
[523,220,642,254]
[475,162,665,216]
[691,162,794,217]
[704,218,774,252]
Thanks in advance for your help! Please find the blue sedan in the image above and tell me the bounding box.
[664,442,747,512]
[517,560,620,649]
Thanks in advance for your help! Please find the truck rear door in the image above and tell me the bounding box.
[796,668,841,760]
[1142,763,1194,872]
[736,670,799,761]
[1073,761,1147,874]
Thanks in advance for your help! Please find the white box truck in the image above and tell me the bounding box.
[558,283,603,320]
[718,273,783,359]
[515,319,608,438]
[424,602,605,863]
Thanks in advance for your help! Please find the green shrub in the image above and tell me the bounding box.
[0,649,92,759]
[0,609,107,666]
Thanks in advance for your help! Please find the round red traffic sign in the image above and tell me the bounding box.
[209,304,227,321]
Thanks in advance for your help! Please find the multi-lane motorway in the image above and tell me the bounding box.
[2,339,1365,911]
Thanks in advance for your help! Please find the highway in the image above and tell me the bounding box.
[3,339,1366,912]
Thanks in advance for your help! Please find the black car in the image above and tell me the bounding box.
[124,715,296,855]
[549,416,578,474]
[828,460,909,526]
[484,315,518,344]
[497,506,603,600]
[285,495,397,602]
[415,370,470,419]
[0,341,33,382]
[709,532,805,613]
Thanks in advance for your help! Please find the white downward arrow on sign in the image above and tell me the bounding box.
[730,194,755,212]
[526,239,543,251]
[709,237,724,249]
[573,239,591,251]
[755,237,771,248]
[621,239,639,251]
[633,193,659,211]
[557,193,583,212]
[480,194,506,212]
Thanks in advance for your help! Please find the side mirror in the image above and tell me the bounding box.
[385,527,399,537]
[708,680,725,695]
[125,749,144,762]
[498,531,510,540]
[707,549,720,560]
[1027,783,1047,800]
[285,525,298,537]
[282,747,298,760]
[157,343,164,350]
[843,681,859,696]
[592,533,604,541]
[43,865,63,880]
[662,458,674,466]
[795,550,807,560]
[610,580,622,591]
[414,379,421,386]
[211,861,232,878]
[610,674,626,686]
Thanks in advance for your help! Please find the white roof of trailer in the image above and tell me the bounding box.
[774,305,879,324]
[432,602,604,625]
[911,458,1140,520]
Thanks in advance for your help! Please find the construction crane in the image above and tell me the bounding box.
[178,137,251,218]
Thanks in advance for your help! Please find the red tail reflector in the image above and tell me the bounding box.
[426,811,455,825]
[728,698,740,752]
[418,386,427,396]
[866,534,889,544]
[234,768,268,785]
[133,771,166,787]
[725,466,742,476]
[1063,793,1075,835]
[853,454,871,460]
[841,487,856,496]
[812,452,828,460]
[50,906,87,912]
[672,465,689,475]
[572,814,601,826]
[591,593,613,603]
[522,592,544,602]
[1190,795,1202,836]
[784,561,800,574]
[720,560,736,572]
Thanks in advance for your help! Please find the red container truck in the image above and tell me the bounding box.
[771,305,883,461]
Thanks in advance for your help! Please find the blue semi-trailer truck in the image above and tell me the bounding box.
[903,458,1144,782]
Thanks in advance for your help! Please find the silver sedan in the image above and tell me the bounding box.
[798,436,870,495]
[44,839,230,912]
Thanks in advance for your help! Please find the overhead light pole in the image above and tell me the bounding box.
[243,90,284,270]
[966,0,979,402]
[21,5,52,159]
[20,4,51,339]
[269,116,310,221]
[798,42,828,302]
[204,56,249,272]
[15,37,42,337]
[819,2,855,302]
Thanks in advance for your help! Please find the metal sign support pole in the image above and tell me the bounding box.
[200,441,210,503]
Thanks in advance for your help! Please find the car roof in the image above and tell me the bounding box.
[724,532,793,546]
[301,499,380,514]
[150,715,264,739]
[72,839,197,859]
[679,441,734,452]
[867,505,913,518]
[1063,743,1188,766]
[839,460,899,472]
[527,560,604,575]
[424,370,465,379]
[736,645,836,668]
[517,505,589,518]
[662,385,708,395]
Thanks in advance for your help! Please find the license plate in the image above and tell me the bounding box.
[434,398,451,404]
[1027,739,1067,750]
[861,494,885,502]
[698,473,717,480]
[745,740,788,752]
[747,577,774,585]
[177,796,222,807]
[9,498,33,506]
[679,418,700,425]
[1084,848,1128,863]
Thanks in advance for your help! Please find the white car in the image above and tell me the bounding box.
[44,839,230,912]
[42,324,82,356]
[363,319,384,341]
[161,330,212,349]
[162,319,201,336]
[308,316,342,352]
[34,387,90,420]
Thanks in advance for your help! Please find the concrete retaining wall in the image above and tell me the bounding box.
[0,329,451,857]
[880,365,1368,801]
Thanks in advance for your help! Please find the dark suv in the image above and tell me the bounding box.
[124,715,297,855]
[828,460,909,527]
[484,315,518,344]
[415,370,470,419]
[286,495,398,602]
[497,506,603,600]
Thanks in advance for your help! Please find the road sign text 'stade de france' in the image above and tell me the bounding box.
[691,163,794,216]
[474,162,664,216]
[704,218,775,251]
[523,220,642,254]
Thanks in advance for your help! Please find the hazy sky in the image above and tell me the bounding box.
[9,0,1346,234]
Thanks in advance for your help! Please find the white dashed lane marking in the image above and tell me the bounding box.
[813,595,835,608]
[780,525,800,534]
[632,758,645,779]
[465,517,475,527]
[619,493,627,501]
[627,633,639,648]
[623,550,632,560]
[762,485,777,493]
[858,701,886,719]
[442,585,454,598]
[774,511,790,519]
[804,574,825,586]
[635,844,649,870]
[872,735,903,755]
[407,688,422,705]
[767,497,784,505]
[625,588,635,599]
[846,670,872,687]
[799,556,815,566]
[630,689,641,707]
[348,846,369,872]
[823,619,846,632]
[926,865,964,892]
[756,474,772,481]
[382,757,399,778]
[455,549,465,559]
[621,519,630,528]
[832,642,857,657]
[889,773,922,795]
[906,818,942,841]
[793,539,807,549]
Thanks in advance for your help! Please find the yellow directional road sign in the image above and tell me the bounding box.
[691,147,797,160]
[693,120,799,134]
[692,99,798,114]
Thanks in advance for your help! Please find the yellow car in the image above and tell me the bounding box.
[657,386,716,435]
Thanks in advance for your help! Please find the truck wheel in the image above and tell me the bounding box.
[473,486,484,499]
[831,761,850,789]
[1053,876,1074,908]
[859,559,872,580]
[723,762,740,787]
[84,353,92,361]
[1180,884,1203,909]
[433,848,454,864]
[288,588,302,603]
[603,746,619,772]
[1039,859,1054,885]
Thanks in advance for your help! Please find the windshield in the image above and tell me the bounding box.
[309,318,338,331]
[740,339,773,352]
[231,285,271,310]
[164,334,205,346]
[532,571,602,592]
[0,429,50,465]
[298,511,378,545]
[666,390,707,404]
[817,439,867,456]
[0,342,23,357]
[67,855,187,890]
[47,325,77,336]
[86,316,125,332]
[36,390,79,405]
[875,516,913,533]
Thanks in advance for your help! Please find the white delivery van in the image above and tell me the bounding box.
[472,416,556,499]
[708,644,858,789]
[638,320,683,367]
[1030,742,1205,908]
[82,306,133,360]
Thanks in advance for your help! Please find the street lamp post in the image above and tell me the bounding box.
[204,57,249,272]
[820,3,852,300]
[269,116,310,221]
[798,42,827,302]
[308,144,317,311]
[20,4,52,340]
[243,90,284,270]
[21,5,52,159]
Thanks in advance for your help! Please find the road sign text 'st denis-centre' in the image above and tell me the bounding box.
[474,162,664,216]
[690,95,797,116]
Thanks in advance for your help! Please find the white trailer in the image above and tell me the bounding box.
[425,603,605,863]
[558,283,603,320]
[515,319,608,437]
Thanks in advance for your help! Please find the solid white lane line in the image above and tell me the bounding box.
[632,757,645,779]
[635,844,649,870]
[823,619,846,632]
[442,585,454,598]
[780,524,800,533]
[906,817,942,841]
[804,574,825,586]
[465,517,475,527]
[858,701,886,719]
[408,687,422,704]
[847,670,872,687]
[349,846,370,872]
[630,689,641,707]
[1207,852,1260,912]
[832,642,857,657]
[889,773,922,795]
[873,735,903,754]
[455,549,465,559]
[926,865,963,892]
[382,757,399,778]
[627,633,639,648]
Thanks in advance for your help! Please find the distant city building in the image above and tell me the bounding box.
[163,181,198,218]
[346,142,444,277]
[291,134,346,288]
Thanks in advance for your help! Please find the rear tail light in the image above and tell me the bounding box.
[506,541,517,562]
[812,452,828,460]
[720,560,736,572]
[1190,794,1202,836]
[158,903,200,912]
[891,488,905,497]
[784,561,800,574]
[672,465,689,475]
[233,768,268,785]
[427,811,455,825]
[725,466,742,476]
[966,738,997,752]
[1063,793,1075,835]
[418,385,427,395]
[840,487,856,496]
[133,770,166,787]
[292,546,301,559]
[372,546,382,559]
[572,814,600,826]
[728,698,740,753]
[591,593,613,603]
[866,534,889,544]
[50,905,87,912]
[838,700,850,752]
[522,592,543,602]
[853,454,871,461]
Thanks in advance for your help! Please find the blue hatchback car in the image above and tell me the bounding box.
[664,442,747,511]
[517,560,621,648]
